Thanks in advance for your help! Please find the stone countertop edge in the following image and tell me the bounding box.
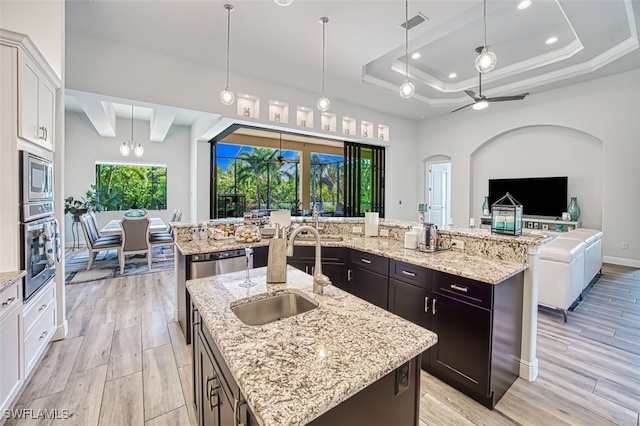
[187,266,438,426]
[0,270,26,294]
[440,228,553,245]
[175,236,528,285]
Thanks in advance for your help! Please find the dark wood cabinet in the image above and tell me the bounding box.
[428,293,492,398]
[388,278,433,371]
[349,266,389,309]
[192,301,256,426]
[287,246,348,290]
[253,245,268,268]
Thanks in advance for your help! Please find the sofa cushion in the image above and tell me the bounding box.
[569,228,603,242]
[540,238,586,263]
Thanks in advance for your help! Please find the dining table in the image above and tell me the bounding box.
[100,217,167,236]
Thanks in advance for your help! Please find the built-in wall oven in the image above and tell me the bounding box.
[20,150,57,302]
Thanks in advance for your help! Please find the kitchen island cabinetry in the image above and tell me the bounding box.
[188,267,435,426]
[347,250,389,309]
[286,246,348,291]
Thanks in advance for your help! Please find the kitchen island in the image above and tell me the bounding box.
[188,266,437,426]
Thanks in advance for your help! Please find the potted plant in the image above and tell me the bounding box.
[64,185,105,221]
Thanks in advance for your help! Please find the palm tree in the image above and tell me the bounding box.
[235,148,275,210]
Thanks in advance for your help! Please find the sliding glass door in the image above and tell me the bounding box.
[344,142,385,218]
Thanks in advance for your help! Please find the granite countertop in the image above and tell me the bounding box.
[187,266,437,426]
[441,227,554,246]
[0,270,26,294]
[176,235,527,284]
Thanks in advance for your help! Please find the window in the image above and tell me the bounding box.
[310,153,344,215]
[94,163,167,211]
[215,144,300,217]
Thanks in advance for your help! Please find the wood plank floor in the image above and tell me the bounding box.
[5,264,640,425]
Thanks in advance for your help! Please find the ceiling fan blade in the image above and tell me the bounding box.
[450,103,475,113]
[464,90,481,101]
[486,93,529,102]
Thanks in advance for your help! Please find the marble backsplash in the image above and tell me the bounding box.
[172,218,549,264]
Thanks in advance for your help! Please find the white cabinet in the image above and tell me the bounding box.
[0,280,23,414]
[23,280,56,377]
[18,50,55,151]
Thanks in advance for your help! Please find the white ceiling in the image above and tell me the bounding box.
[65,0,640,132]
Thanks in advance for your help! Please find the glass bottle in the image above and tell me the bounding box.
[567,197,581,221]
[482,196,490,216]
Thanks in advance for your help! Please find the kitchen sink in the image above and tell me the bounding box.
[231,291,319,326]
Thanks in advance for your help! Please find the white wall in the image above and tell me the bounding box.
[65,32,420,221]
[418,69,640,266]
[0,1,64,79]
[64,111,191,246]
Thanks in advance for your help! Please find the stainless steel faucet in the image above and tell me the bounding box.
[311,204,320,229]
[287,225,332,294]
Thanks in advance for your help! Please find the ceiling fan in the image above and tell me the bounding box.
[451,55,529,113]
[269,133,297,166]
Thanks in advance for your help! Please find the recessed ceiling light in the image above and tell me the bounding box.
[517,0,531,10]
[448,73,457,79]
[411,52,421,60]
[545,36,558,45]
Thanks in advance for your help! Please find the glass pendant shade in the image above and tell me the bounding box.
[399,80,415,98]
[473,99,489,110]
[274,0,293,5]
[120,141,131,157]
[475,48,497,73]
[317,96,330,112]
[220,88,235,105]
[133,143,144,157]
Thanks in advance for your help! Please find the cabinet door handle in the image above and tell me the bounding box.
[39,126,46,139]
[348,269,352,281]
[305,266,309,274]
[361,258,372,264]
[450,284,468,293]
[432,299,437,315]
[2,297,16,306]
[44,127,48,141]
[39,303,48,311]
[206,375,220,411]
[39,331,48,340]
[401,270,416,277]
[234,398,246,426]
[424,296,429,313]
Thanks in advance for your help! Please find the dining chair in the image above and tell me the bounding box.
[120,216,151,274]
[79,214,122,270]
[149,209,181,260]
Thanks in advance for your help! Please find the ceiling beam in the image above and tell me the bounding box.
[149,109,177,142]
[77,98,117,138]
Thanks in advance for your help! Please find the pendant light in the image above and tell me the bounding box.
[399,0,415,98]
[220,4,236,105]
[120,105,144,157]
[475,0,497,73]
[317,17,330,112]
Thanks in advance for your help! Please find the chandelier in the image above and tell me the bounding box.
[119,105,144,157]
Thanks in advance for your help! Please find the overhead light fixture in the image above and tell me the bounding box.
[545,36,558,45]
[475,0,497,74]
[120,105,144,157]
[399,0,415,98]
[472,99,489,110]
[448,72,457,79]
[274,0,293,5]
[317,17,330,112]
[411,52,421,59]
[220,4,235,106]
[517,0,532,10]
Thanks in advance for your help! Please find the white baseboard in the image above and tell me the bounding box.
[53,321,68,341]
[603,256,640,268]
[519,358,538,381]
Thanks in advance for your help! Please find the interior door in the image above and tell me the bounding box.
[428,164,447,229]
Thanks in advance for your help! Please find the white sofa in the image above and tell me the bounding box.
[538,238,587,322]
[556,228,603,288]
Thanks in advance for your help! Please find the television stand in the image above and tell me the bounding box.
[480,216,581,232]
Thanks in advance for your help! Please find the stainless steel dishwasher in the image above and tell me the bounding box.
[190,248,252,278]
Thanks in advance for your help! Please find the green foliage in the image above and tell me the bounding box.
[94,164,167,211]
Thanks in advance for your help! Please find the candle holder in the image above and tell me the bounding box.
[491,192,523,236]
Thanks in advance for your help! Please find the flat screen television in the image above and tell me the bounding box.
[488,176,568,218]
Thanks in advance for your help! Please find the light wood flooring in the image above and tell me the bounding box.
[6,264,640,425]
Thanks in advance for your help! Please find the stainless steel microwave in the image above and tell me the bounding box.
[21,151,54,203]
